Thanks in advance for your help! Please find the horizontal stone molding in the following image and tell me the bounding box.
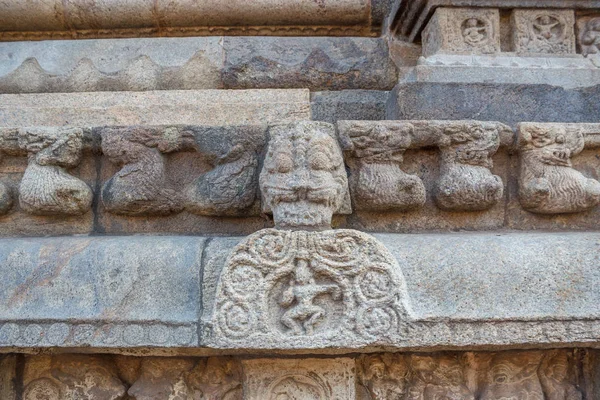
[1,232,595,352]
[0,0,388,40]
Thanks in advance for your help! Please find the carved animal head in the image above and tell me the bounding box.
[19,127,85,168]
[339,121,413,164]
[481,352,544,400]
[438,123,501,168]
[410,354,466,386]
[519,124,584,167]
[260,121,350,230]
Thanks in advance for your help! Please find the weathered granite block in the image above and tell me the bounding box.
[0,89,311,127]
[310,90,389,124]
[389,82,600,128]
[0,236,204,349]
[421,7,501,56]
[222,37,398,91]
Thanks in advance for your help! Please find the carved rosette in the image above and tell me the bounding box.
[511,9,576,54]
[518,123,600,214]
[210,228,411,347]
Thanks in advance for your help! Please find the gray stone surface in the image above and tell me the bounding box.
[412,54,600,89]
[311,90,389,123]
[0,236,204,349]
[389,82,600,128]
[222,37,398,91]
[0,232,597,352]
[0,37,399,93]
[0,89,311,127]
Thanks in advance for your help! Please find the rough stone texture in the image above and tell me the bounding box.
[0,236,203,349]
[422,8,501,57]
[310,90,389,124]
[260,121,351,230]
[222,37,398,91]
[578,16,600,56]
[243,358,356,399]
[411,55,600,90]
[389,82,600,128]
[0,37,400,94]
[517,123,600,214]
[0,0,377,40]
[0,89,311,127]
[338,120,426,211]
[0,355,16,400]
[511,9,576,54]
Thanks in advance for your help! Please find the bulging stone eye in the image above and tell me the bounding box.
[275,154,294,173]
[309,152,330,171]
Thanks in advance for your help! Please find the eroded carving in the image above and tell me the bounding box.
[18,127,92,216]
[518,123,600,214]
[539,350,583,400]
[186,126,264,216]
[260,121,351,230]
[359,354,409,399]
[338,121,426,211]
[212,228,411,345]
[435,122,505,211]
[580,17,600,56]
[23,355,126,400]
[407,354,474,400]
[422,8,500,56]
[0,129,19,215]
[512,10,576,54]
[101,126,196,216]
[480,351,544,400]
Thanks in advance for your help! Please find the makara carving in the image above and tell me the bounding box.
[512,10,576,54]
[580,17,600,56]
[211,121,411,348]
[186,126,264,216]
[338,121,426,211]
[18,127,92,216]
[259,121,351,230]
[434,122,506,211]
[518,123,600,214]
[101,126,196,216]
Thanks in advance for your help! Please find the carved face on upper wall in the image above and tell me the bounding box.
[259,121,350,230]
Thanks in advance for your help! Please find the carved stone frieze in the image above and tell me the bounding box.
[185,126,265,216]
[421,8,501,57]
[18,127,92,216]
[0,128,19,215]
[518,123,600,214]
[260,121,351,230]
[243,357,355,400]
[434,121,506,212]
[407,354,474,400]
[101,126,196,216]
[512,9,576,54]
[578,17,600,56]
[210,228,412,347]
[338,121,426,211]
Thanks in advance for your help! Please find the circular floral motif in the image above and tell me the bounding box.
[225,264,263,299]
[248,230,294,267]
[218,301,256,338]
[313,230,364,267]
[356,305,397,338]
[0,323,19,344]
[356,267,394,303]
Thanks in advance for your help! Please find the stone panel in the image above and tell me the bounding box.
[310,90,389,124]
[511,9,577,54]
[222,37,398,91]
[0,89,311,127]
[422,7,501,56]
[243,358,356,400]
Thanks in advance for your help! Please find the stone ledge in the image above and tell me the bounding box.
[0,232,598,353]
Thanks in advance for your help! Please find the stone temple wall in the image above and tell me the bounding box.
[0,1,600,399]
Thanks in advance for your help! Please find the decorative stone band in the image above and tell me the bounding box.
[0,0,385,41]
